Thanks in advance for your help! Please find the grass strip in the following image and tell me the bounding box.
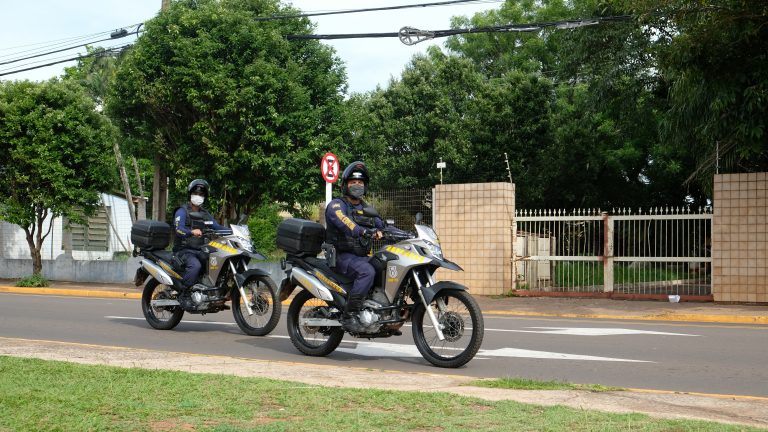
[467,377,623,392]
[0,356,758,432]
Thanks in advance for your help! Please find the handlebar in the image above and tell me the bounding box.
[382,226,415,242]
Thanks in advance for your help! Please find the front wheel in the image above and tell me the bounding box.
[141,278,184,330]
[286,289,344,357]
[232,275,281,336]
[412,289,484,368]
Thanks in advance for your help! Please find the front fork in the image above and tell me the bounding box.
[230,260,254,316]
[412,269,445,341]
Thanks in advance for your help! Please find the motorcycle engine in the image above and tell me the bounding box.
[357,287,394,331]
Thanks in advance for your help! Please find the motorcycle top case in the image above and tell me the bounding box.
[131,220,172,250]
[276,218,324,256]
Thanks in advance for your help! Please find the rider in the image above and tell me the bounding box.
[325,161,384,332]
[173,179,231,291]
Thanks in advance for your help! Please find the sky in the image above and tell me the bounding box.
[0,0,501,94]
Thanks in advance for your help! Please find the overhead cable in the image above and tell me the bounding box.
[256,0,502,21]
[289,15,633,45]
[0,45,131,77]
[0,24,140,67]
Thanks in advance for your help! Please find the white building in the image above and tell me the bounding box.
[0,193,134,261]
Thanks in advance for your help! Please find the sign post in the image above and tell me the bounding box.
[320,152,339,205]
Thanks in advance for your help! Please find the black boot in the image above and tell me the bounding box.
[341,294,366,333]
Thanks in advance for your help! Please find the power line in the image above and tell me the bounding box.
[0,45,131,78]
[288,15,633,45]
[0,28,138,67]
[256,0,502,21]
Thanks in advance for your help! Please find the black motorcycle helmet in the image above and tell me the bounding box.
[340,161,369,197]
[187,179,210,198]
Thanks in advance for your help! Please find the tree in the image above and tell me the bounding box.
[352,48,485,189]
[64,47,150,221]
[0,79,115,275]
[627,0,768,190]
[108,0,347,221]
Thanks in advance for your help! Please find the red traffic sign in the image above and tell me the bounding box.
[321,152,340,183]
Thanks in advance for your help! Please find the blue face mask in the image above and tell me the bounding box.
[348,184,365,199]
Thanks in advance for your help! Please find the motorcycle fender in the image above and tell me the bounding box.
[134,267,149,286]
[279,276,297,302]
[234,268,271,287]
[434,259,463,272]
[421,281,468,305]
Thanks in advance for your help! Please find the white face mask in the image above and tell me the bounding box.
[190,195,205,206]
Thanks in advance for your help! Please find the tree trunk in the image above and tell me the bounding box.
[24,230,43,276]
[152,155,168,222]
[114,141,136,223]
[132,157,147,220]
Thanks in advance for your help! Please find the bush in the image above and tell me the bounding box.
[15,274,49,287]
[247,203,284,259]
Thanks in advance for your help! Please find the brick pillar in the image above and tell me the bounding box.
[433,183,515,295]
[712,172,768,303]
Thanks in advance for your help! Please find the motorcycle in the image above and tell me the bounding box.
[131,214,281,336]
[277,210,484,368]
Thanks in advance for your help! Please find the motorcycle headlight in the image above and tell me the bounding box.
[425,240,444,260]
[231,238,253,253]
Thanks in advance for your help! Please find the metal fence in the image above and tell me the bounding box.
[514,207,713,296]
[367,188,433,228]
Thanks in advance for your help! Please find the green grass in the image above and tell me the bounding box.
[468,377,623,392]
[554,263,690,287]
[13,274,49,287]
[0,356,759,432]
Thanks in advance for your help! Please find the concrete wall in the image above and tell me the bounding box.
[0,256,284,286]
[712,173,768,303]
[433,183,515,295]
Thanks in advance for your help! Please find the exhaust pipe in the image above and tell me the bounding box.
[291,267,334,301]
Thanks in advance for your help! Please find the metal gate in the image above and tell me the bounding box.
[513,208,712,296]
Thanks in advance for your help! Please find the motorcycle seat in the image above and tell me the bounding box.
[303,256,354,285]
[152,250,175,263]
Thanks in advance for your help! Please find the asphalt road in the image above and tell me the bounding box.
[2,292,766,397]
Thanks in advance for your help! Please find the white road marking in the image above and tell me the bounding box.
[105,316,657,362]
[515,327,698,337]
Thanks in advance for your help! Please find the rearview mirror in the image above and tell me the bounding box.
[415,212,423,224]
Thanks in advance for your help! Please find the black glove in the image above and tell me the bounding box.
[362,228,377,238]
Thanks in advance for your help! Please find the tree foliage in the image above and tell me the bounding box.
[627,0,768,188]
[0,79,115,274]
[108,0,347,220]
[355,0,750,208]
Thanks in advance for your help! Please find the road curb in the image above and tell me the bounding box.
[481,310,768,325]
[3,286,766,324]
[0,286,142,299]
[0,286,296,304]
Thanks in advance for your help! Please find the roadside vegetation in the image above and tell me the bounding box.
[0,356,758,432]
[13,274,49,288]
[469,377,623,392]
[554,263,690,287]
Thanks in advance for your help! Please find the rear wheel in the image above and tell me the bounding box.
[412,289,484,368]
[286,289,344,357]
[232,275,281,336]
[141,278,184,330]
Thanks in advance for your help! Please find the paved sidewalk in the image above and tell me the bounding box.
[2,279,767,324]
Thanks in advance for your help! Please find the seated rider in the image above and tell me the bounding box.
[173,179,231,291]
[324,161,384,332]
